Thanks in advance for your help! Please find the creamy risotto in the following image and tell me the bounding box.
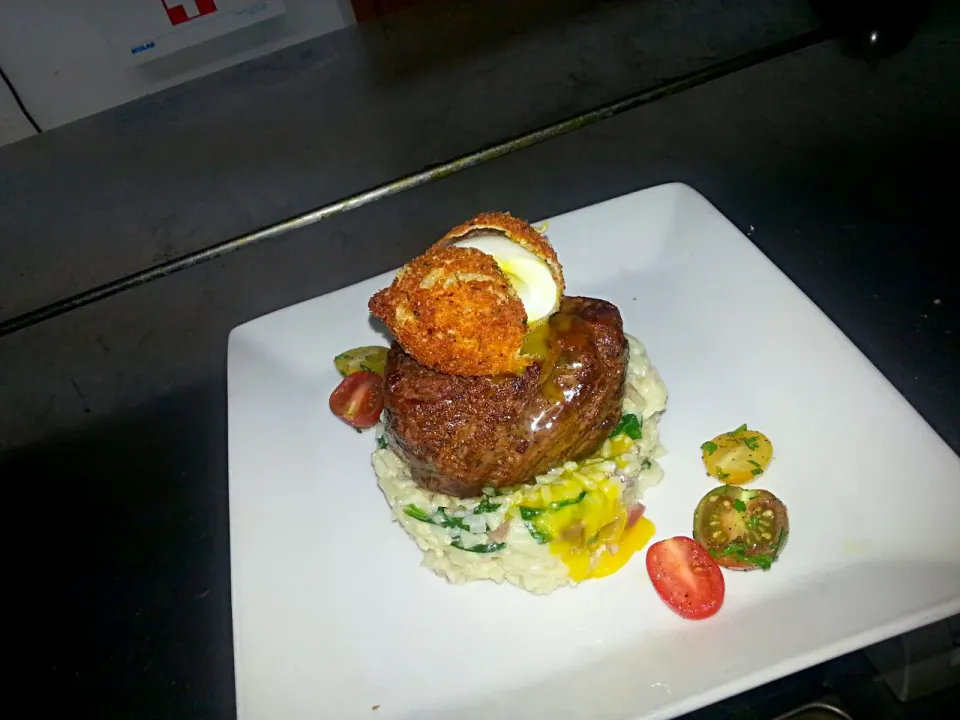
[373,334,668,594]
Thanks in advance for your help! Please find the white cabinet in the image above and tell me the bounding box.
[0,0,354,137]
[86,0,287,65]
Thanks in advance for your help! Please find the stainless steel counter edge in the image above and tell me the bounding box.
[0,28,831,339]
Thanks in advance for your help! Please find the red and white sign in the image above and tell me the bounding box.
[162,0,219,26]
[87,0,288,65]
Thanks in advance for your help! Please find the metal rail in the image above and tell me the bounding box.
[0,28,833,338]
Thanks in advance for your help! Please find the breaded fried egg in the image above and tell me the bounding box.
[368,212,564,376]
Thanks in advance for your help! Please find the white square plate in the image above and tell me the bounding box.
[228,183,960,720]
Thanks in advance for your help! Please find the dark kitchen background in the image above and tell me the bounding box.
[1,1,957,718]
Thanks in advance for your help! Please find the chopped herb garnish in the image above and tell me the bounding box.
[743,435,760,450]
[437,509,469,531]
[547,490,587,512]
[376,435,388,449]
[733,499,747,512]
[403,505,468,531]
[747,459,763,468]
[751,468,764,476]
[717,470,730,480]
[473,498,501,514]
[403,505,433,523]
[700,441,718,456]
[711,543,777,570]
[719,541,776,570]
[451,540,505,554]
[732,423,748,435]
[719,542,747,557]
[745,513,762,532]
[519,506,542,521]
[406,504,507,552]
[518,490,587,518]
[523,520,552,544]
[747,554,774,570]
[610,413,643,440]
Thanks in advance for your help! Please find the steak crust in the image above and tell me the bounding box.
[382,296,628,498]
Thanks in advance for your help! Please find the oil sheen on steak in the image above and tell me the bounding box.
[382,296,628,498]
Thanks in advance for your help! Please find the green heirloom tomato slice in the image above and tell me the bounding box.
[693,485,789,571]
[334,345,389,377]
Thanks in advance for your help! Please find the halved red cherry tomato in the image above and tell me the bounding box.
[329,370,384,429]
[646,536,725,620]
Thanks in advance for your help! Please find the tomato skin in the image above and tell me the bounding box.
[646,536,725,620]
[329,371,384,429]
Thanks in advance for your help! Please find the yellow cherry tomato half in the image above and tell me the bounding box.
[700,424,773,485]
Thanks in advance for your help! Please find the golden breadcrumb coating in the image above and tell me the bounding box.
[432,211,565,305]
[368,246,530,376]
